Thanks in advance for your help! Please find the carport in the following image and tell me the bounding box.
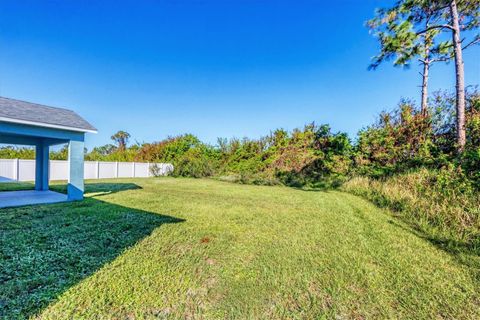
[0,97,97,208]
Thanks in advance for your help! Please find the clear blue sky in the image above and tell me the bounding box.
[0,0,479,150]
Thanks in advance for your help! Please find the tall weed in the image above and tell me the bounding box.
[342,167,480,253]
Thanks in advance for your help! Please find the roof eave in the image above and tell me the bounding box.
[0,116,98,134]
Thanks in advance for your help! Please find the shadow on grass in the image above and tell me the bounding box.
[0,181,142,194]
[49,181,142,196]
[0,181,35,192]
[0,183,184,319]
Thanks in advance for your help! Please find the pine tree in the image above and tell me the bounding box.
[368,0,480,151]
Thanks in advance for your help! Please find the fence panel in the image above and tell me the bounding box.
[135,163,150,177]
[0,159,15,181]
[18,160,35,181]
[0,159,171,182]
[98,162,116,179]
[118,162,133,178]
[84,161,98,179]
[153,163,174,176]
[49,160,69,181]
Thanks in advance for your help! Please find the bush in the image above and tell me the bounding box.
[173,147,218,178]
[462,93,480,187]
[354,100,435,177]
[150,163,174,177]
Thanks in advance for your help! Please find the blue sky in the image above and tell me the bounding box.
[0,0,479,150]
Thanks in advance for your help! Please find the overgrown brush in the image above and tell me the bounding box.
[342,167,480,254]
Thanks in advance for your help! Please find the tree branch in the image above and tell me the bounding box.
[430,57,451,63]
[462,37,480,50]
[416,24,454,35]
[433,4,451,12]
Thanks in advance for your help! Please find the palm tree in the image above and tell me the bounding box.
[111,130,131,151]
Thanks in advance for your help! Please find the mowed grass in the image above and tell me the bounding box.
[1,178,479,319]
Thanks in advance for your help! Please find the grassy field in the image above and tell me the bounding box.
[1,178,479,319]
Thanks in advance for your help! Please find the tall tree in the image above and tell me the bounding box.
[450,0,467,150]
[369,0,480,152]
[111,130,131,151]
[367,1,450,115]
[447,0,479,151]
[415,0,479,151]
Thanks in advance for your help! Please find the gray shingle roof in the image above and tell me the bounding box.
[0,96,97,133]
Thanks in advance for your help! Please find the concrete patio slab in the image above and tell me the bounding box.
[0,190,68,208]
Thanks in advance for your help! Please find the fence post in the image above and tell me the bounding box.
[115,162,119,178]
[13,158,19,181]
[96,161,100,179]
[132,162,136,178]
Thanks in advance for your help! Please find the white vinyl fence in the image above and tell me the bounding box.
[0,159,173,182]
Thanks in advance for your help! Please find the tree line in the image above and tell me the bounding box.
[1,90,478,189]
[3,89,470,189]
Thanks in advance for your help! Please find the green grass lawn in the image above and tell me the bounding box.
[1,178,479,319]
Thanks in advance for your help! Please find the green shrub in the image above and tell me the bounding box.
[173,147,218,178]
[354,100,436,177]
[462,93,480,187]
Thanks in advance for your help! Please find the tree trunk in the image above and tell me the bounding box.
[420,59,429,116]
[420,20,432,117]
[450,0,466,152]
